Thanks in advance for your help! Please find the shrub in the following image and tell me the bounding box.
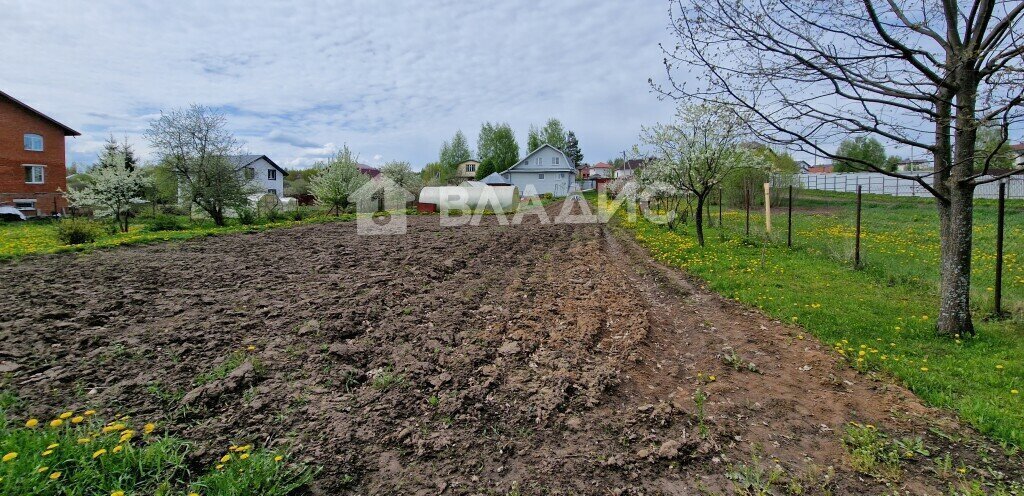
[54,218,105,245]
[146,215,186,232]
[236,207,258,225]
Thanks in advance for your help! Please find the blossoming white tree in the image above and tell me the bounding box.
[65,162,151,233]
[638,102,757,246]
[309,145,369,215]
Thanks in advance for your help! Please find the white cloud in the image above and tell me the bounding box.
[0,0,682,169]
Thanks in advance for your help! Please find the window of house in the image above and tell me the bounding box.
[24,134,43,151]
[24,165,45,184]
[466,164,476,172]
[553,157,560,164]
[537,157,545,165]
[268,188,277,195]
[244,167,256,180]
[268,169,277,180]
[524,159,529,165]
[538,173,545,179]
[14,199,36,211]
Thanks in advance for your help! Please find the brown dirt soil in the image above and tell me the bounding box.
[1,201,1021,495]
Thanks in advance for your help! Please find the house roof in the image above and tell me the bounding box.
[357,164,381,177]
[0,90,80,136]
[482,172,511,185]
[456,159,480,165]
[502,144,576,173]
[622,159,650,171]
[225,154,288,176]
[804,164,834,173]
[590,162,612,169]
[1011,143,1024,152]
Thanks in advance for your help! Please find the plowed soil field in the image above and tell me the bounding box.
[1,202,1020,494]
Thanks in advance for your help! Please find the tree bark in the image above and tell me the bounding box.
[936,187,975,337]
[695,193,706,247]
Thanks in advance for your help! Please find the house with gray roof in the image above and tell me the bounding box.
[226,154,288,198]
[500,144,576,197]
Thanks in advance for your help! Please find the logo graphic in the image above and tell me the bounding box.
[351,175,415,235]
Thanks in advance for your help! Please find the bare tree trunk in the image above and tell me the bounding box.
[937,189,975,337]
[695,193,706,246]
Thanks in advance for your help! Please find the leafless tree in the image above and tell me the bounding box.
[656,0,1024,336]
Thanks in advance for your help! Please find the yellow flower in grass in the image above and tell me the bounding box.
[93,448,107,459]
[36,466,49,473]
[102,423,126,433]
[59,411,73,419]
[49,471,61,480]
[112,445,124,454]
[1012,390,1020,395]
[220,454,232,463]
[112,491,125,496]
[84,410,96,416]
[119,430,135,443]
[46,443,59,450]
[25,418,39,428]
[78,437,91,444]
[274,455,283,462]
[996,365,1004,370]
[49,419,63,428]
[41,450,54,457]
[920,367,929,372]
[143,423,156,434]
[2,452,17,462]
[189,493,201,496]
[215,464,224,470]
[71,416,84,424]
[239,453,250,460]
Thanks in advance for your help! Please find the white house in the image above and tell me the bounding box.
[500,144,576,197]
[227,154,288,198]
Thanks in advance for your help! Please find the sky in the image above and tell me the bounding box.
[1,0,681,170]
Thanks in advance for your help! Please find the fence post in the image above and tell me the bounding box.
[855,185,863,268]
[787,185,793,248]
[995,181,1006,316]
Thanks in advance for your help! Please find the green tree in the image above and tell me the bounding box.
[308,145,369,215]
[834,137,887,172]
[975,125,1015,171]
[477,123,520,174]
[564,131,583,166]
[421,162,455,186]
[526,125,543,152]
[541,118,567,151]
[474,157,496,180]
[439,130,472,168]
[146,105,256,226]
[380,161,422,192]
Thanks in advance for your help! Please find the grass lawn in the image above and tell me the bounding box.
[600,189,1024,447]
[0,211,355,261]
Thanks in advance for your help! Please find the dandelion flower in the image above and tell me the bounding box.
[240,453,250,460]
[59,411,73,419]
[189,493,201,496]
[143,423,155,434]
[220,454,232,463]
[246,345,256,351]
[25,418,39,428]
[2,452,17,462]
[112,445,124,454]
[215,464,224,470]
[274,455,283,462]
[49,419,63,428]
[102,423,126,433]
[112,491,125,496]
[41,450,53,457]
[1012,390,1020,395]
[46,443,59,450]
[78,437,91,444]
[84,410,96,416]
[49,471,61,480]
[36,466,49,473]
[119,430,135,443]
[93,448,107,459]
[71,416,84,424]
[996,365,1004,370]
[707,375,716,381]
[920,367,929,372]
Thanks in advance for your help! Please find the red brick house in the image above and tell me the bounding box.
[0,90,80,216]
